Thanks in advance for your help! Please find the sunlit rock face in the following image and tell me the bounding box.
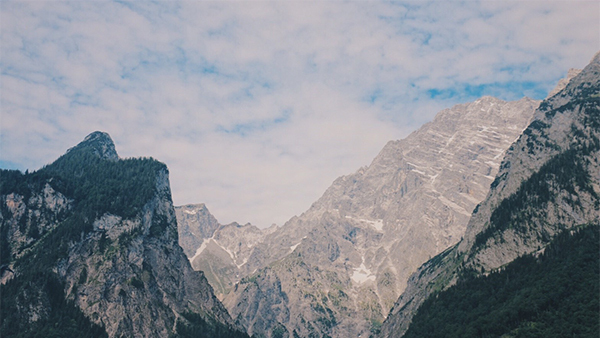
[179,94,539,337]
[176,204,278,299]
[379,54,599,338]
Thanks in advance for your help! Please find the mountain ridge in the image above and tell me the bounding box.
[179,94,540,337]
[378,51,600,338]
[0,132,248,338]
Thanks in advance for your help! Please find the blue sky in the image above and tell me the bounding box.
[1,1,598,227]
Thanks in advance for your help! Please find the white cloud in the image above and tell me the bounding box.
[1,1,598,226]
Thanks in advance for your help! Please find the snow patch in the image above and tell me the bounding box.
[445,132,458,147]
[405,161,426,169]
[235,257,249,269]
[190,239,208,263]
[289,236,307,252]
[184,209,197,215]
[345,216,384,231]
[351,262,376,284]
[190,238,248,269]
[411,169,426,175]
[219,243,237,263]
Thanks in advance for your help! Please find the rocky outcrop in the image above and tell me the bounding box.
[212,95,539,337]
[175,204,277,299]
[0,132,248,338]
[547,68,582,98]
[379,53,600,338]
[66,131,119,161]
[176,204,221,258]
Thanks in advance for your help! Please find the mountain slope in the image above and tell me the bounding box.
[176,204,221,258]
[403,225,599,338]
[214,96,539,337]
[176,204,277,299]
[379,52,600,338]
[0,132,248,338]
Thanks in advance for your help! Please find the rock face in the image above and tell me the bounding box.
[0,132,248,338]
[379,53,600,338]
[179,95,539,337]
[547,68,582,98]
[67,131,120,161]
[176,204,277,299]
[176,204,221,258]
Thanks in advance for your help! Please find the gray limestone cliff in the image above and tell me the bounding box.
[176,203,221,258]
[378,53,600,338]
[180,94,539,337]
[175,204,277,299]
[0,132,248,338]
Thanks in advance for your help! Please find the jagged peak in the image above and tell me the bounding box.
[591,50,600,65]
[67,131,118,161]
[547,68,582,98]
[82,131,112,143]
[557,51,600,96]
[472,95,505,103]
[179,203,209,211]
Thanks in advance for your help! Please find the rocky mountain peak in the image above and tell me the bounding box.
[66,131,119,161]
[214,93,540,338]
[175,54,598,338]
[547,68,583,98]
[0,134,247,338]
[176,203,221,257]
[175,204,278,299]
[379,52,600,338]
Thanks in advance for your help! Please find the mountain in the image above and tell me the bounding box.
[378,52,600,337]
[547,68,582,97]
[178,93,539,336]
[402,225,598,338]
[176,204,277,299]
[0,132,249,338]
[176,204,221,258]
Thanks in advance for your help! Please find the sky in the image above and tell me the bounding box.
[1,1,599,227]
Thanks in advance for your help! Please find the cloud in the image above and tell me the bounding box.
[1,1,599,226]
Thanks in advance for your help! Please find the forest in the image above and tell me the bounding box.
[404,225,599,338]
[0,143,242,338]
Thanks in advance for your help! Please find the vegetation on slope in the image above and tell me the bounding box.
[175,311,250,338]
[0,271,108,338]
[0,145,166,337]
[41,147,167,220]
[1,138,247,337]
[403,225,599,338]
[475,85,600,250]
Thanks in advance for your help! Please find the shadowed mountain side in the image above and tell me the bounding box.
[1,132,249,338]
